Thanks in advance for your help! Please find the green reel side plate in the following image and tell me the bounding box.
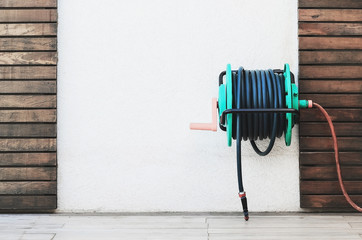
[226,64,233,147]
[284,63,292,146]
[292,84,299,112]
[284,63,299,146]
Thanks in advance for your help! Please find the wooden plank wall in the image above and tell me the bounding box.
[0,0,57,210]
[299,0,362,209]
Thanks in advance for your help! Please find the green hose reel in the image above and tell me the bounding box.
[284,63,298,146]
[191,64,317,219]
[219,63,303,147]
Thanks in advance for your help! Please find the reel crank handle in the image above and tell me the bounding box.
[190,98,218,131]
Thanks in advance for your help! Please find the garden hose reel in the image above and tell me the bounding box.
[190,63,312,220]
[190,64,362,219]
[218,63,310,147]
[191,63,311,147]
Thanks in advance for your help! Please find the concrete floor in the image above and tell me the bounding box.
[1,213,362,240]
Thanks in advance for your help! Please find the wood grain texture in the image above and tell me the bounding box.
[0,10,57,22]
[299,2,362,211]
[0,182,56,194]
[0,139,56,152]
[0,0,57,8]
[299,23,362,35]
[300,137,362,151]
[0,23,56,36]
[0,196,56,210]
[301,166,362,180]
[0,38,56,51]
[301,181,362,195]
[0,124,56,137]
[0,81,56,93]
[299,94,362,107]
[0,167,56,180]
[299,0,362,8]
[299,37,362,50]
[299,51,362,64]
[0,52,57,65]
[300,152,362,165]
[0,66,56,79]
[299,9,362,22]
[0,110,56,122]
[299,80,362,93]
[299,66,362,79]
[300,109,362,122]
[0,153,56,166]
[0,95,56,108]
[301,195,362,208]
[0,0,58,211]
[300,123,362,136]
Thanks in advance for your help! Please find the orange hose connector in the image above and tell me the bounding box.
[313,102,362,212]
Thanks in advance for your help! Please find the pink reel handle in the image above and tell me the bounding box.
[190,98,217,131]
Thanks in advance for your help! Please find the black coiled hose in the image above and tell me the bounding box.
[227,68,287,220]
[233,68,286,154]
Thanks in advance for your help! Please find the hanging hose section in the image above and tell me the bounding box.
[313,103,362,213]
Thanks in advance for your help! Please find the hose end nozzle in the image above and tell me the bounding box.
[239,192,249,221]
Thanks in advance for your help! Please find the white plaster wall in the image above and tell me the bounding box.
[58,0,299,212]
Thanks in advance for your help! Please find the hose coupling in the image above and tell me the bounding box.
[240,196,249,221]
[238,191,246,199]
[299,99,313,109]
